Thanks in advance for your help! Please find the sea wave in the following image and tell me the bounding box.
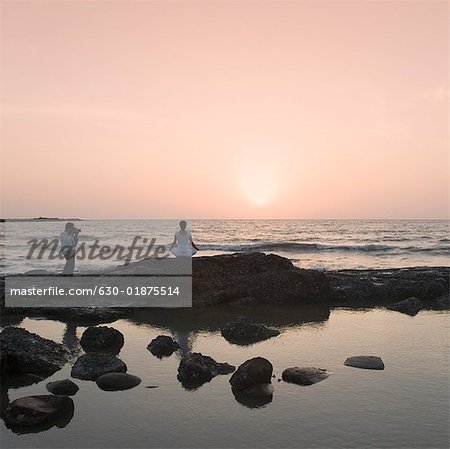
[200,242,450,254]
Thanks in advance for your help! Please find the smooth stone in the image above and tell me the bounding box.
[80,326,124,354]
[96,372,141,391]
[3,395,74,431]
[0,327,70,377]
[344,356,385,370]
[229,357,273,391]
[46,379,79,396]
[71,353,127,381]
[147,335,179,358]
[387,297,423,316]
[282,367,329,385]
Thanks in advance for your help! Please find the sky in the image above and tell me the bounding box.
[1,0,448,219]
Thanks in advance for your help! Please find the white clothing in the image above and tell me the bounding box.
[171,230,197,257]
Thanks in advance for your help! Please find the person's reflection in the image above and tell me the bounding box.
[62,323,81,359]
[173,331,194,358]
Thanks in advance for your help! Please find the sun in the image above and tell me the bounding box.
[240,164,279,206]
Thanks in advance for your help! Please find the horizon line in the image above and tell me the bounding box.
[2,217,449,221]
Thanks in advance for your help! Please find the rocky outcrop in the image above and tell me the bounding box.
[1,254,449,310]
[221,318,280,345]
[193,256,449,306]
[2,306,128,326]
[193,253,330,306]
[71,353,127,380]
[433,294,449,310]
[177,353,235,389]
[193,254,449,306]
[0,327,70,376]
[96,373,141,391]
[46,379,79,396]
[229,357,273,391]
[344,356,385,370]
[387,297,423,316]
[80,326,124,354]
[3,395,74,431]
[147,335,180,358]
[282,367,329,385]
[326,266,449,305]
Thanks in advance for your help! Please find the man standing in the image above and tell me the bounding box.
[60,222,80,275]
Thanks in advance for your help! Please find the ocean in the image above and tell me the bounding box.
[1,219,449,448]
[1,219,449,274]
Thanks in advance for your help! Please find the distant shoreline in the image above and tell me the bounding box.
[0,217,83,223]
[0,218,448,222]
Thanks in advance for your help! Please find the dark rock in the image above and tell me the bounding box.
[232,383,274,409]
[71,353,127,380]
[387,297,423,316]
[96,372,141,391]
[46,379,79,396]
[147,335,179,358]
[192,255,448,306]
[80,326,124,354]
[344,356,385,370]
[282,367,329,385]
[3,395,74,432]
[229,357,273,391]
[0,309,26,328]
[192,253,331,306]
[327,267,449,305]
[221,318,280,345]
[177,352,235,389]
[2,257,449,309]
[1,337,8,372]
[2,373,45,390]
[434,294,450,310]
[2,306,129,326]
[0,327,70,376]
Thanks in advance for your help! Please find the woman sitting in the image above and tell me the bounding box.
[170,220,199,257]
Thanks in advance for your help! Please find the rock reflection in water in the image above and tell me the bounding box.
[126,304,331,337]
[3,395,75,435]
[232,383,274,409]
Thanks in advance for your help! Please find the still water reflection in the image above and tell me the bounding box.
[1,305,449,448]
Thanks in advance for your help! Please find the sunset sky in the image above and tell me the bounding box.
[1,0,448,219]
